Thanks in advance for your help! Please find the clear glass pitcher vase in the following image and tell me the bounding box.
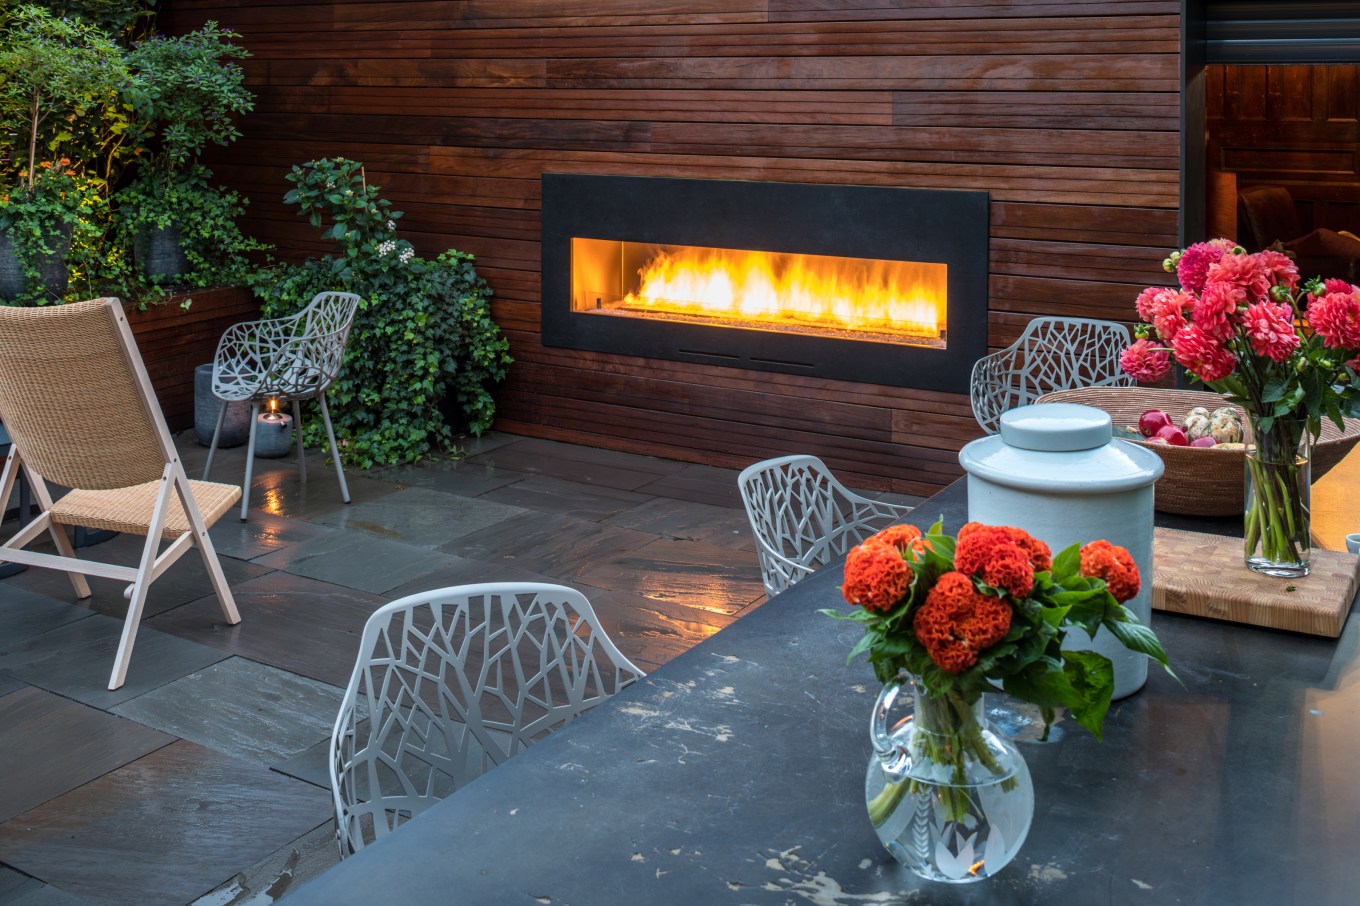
[865,675,1034,883]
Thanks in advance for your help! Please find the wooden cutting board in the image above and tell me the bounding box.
[1152,527,1359,637]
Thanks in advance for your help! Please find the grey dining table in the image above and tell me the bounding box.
[281,480,1360,905]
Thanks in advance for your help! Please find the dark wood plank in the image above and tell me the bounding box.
[0,740,331,906]
[0,687,174,823]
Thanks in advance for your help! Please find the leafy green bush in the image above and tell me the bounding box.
[252,157,511,467]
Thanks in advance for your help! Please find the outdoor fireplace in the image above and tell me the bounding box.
[541,175,988,393]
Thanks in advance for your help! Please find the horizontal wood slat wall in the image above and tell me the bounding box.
[163,0,1182,495]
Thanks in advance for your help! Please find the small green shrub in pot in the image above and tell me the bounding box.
[0,4,128,303]
[251,157,511,467]
[116,21,261,287]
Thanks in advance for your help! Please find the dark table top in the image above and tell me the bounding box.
[283,481,1360,906]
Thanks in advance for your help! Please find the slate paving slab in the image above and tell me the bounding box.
[604,497,754,548]
[479,475,654,522]
[0,614,231,709]
[206,511,336,562]
[440,510,655,578]
[372,457,527,498]
[574,537,765,615]
[381,557,561,601]
[578,585,742,674]
[251,529,463,595]
[0,592,93,647]
[0,675,24,698]
[0,687,174,823]
[111,658,347,765]
[633,462,745,508]
[147,572,388,687]
[247,470,400,522]
[270,736,335,791]
[0,740,331,906]
[465,436,687,491]
[311,487,526,548]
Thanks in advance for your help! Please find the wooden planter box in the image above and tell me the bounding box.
[124,286,260,432]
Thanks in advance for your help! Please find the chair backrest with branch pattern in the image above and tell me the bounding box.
[330,583,645,856]
[969,316,1133,434]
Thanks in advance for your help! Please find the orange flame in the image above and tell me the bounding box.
[621,246,945,339]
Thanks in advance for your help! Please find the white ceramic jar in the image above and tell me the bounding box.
[958,403,1164,699]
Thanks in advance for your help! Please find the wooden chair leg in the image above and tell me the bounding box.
[172,472,241,625]
[240,401,260,521]
[203,400,228,480]
[109,468,175,690]
[319,393,350,504]
[22,463,91,599]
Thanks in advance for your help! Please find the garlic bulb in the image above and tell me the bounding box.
[1182,413,1212,441]
[1208,408,1244,445]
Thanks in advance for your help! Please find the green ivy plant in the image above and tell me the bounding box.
[251,157,511,467]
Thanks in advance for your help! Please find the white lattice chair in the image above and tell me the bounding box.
[969,316,1134,435]
[329,582,645,856]
[738,454,914,598]
[203,291,360,520]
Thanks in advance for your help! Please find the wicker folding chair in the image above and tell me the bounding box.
[330,582,645,856]
[738,454,914,598]
[203,291,360,520]
[0,298,242,690]
[969,316,1134,435]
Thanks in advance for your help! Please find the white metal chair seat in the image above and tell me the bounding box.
[738,454,914,598]
[969,316,1133,435]
[204,291,360,520]
[330,582,645,856]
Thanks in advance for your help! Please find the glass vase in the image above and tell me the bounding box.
[865,675,1033,883]
[1244,414,1311,578]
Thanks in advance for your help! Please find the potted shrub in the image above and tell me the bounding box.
[0,4,126,303]
[117,21,261,287]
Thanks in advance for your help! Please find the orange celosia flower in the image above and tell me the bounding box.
[954,523,1038,598]
[1079,540,1141,603]
[842,541,913,613]
[913,571,1013,673]
[866,523,932,556]
[1002,526,1051,572]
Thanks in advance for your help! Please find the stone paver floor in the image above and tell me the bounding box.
[0,431,916,905]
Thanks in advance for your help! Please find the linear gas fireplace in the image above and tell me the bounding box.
[541,175,988,393]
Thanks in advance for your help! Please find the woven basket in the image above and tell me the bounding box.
[1035,387,1360,516]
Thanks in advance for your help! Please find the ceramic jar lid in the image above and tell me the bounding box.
[959,402,1165,495]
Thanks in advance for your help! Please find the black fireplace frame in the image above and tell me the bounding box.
[540,174,988,393]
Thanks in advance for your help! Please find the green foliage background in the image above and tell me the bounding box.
[252,158,511,468]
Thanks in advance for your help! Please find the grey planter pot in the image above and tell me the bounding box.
[135,224,188,286]
[0,224,73,302]
[194,363,251,447]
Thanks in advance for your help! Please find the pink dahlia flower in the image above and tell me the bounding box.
[1243,301,1300,362]
[1172,324,1237,383]
[1119,339,1172,383]
[1136,286,1168,324]
[1323,278,1355,296]
[1193,280,1245,339]
[1309,290,1360,350]
[1206,251,1273,304]
[1176,239,1236,295]
[1150,290,1194,343]
[1256,249,1300,291]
